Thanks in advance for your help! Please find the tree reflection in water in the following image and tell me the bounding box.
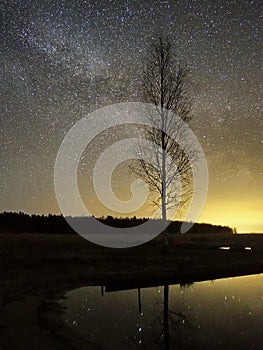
[105,283,194,350]
[147,284,194,350]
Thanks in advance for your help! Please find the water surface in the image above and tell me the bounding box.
[61,274,263,349]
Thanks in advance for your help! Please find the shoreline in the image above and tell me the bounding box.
[1,233,263,350]
[3,266,262,350]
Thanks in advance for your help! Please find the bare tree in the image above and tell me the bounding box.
[133,37,196,224]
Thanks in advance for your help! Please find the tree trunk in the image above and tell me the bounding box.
[163,284,170,350]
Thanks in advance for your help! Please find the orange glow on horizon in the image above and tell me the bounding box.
[198,200,263,233]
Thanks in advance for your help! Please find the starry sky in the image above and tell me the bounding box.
[1,0,262,233]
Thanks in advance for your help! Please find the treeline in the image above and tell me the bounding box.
[0,212,233,235]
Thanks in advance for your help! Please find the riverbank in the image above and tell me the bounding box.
[1,233,263,350]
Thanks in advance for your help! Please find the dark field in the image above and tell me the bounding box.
[0,233,263,350]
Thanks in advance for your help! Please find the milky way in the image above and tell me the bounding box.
[0,0,262,232]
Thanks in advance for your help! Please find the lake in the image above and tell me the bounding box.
[61,274,263,349]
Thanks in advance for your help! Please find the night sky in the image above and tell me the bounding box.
[1,0,262,232]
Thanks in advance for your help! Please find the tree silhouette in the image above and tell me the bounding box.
[132,37,196,225]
